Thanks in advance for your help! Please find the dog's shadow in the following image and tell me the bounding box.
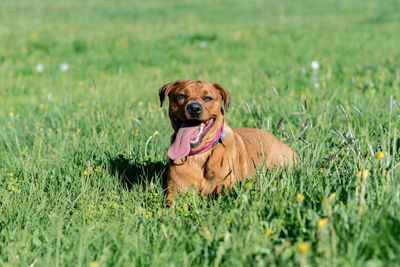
[106,154,168,190]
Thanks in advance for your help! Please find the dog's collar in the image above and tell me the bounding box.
[188,123,225,156]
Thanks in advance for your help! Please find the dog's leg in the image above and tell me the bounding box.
[165,164,203,207]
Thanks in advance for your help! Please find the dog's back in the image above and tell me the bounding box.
[233,127,298,169]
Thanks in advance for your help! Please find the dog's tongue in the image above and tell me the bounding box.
[168,123,199,160]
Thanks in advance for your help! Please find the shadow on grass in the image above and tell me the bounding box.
[106,154,168,191]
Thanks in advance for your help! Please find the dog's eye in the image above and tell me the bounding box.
[177,94,187,100]
[203,96,213,102]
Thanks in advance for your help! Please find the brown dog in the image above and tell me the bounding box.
[159,80,297,205]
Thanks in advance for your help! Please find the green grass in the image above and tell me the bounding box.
[1,0,400,266]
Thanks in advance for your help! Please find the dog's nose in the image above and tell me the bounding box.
[187,103,202,117]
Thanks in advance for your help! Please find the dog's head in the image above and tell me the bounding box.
[158,80,231,160]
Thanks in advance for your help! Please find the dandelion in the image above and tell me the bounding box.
[200,41,208,48]
[264,228,273,237]
[356,171,362,178]
[322,198,330,208]
[318,218,329,229]
[225,216,232,224]
[245,182,252,188]
[36,64,44,73]
[377,151,384,160]
[11,187,21,193]
[40,103,44,109]
[311,60,320,70]
[130,97,136,103]
[60,62,69,72]
[297,193,305,202]
[297,242,310,254]
[154,130,159,135]
[35,122,40,126]
[183,203,189,214]
[362,169,369,180]
[9,112,14,117]
[89,261,99,267]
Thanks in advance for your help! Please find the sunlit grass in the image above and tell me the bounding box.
[0,0,400,266]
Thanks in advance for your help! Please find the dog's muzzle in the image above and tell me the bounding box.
[186,102,202,118]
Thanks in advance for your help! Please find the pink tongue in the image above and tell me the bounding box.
[168,124,199,160]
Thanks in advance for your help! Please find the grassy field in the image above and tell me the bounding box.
[1,0,400,266]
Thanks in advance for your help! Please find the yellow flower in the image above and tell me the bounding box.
[245,182,252,188]
[377,152,384,160]
[297,193,305,202]
[362,169,369,180]
[130,97,136,103]
[264,228,273,237]
[297,242,310,254]
[383,169,388,176]
[77,129,81,133]
[322,198,330,208]
[40,103,44,109]
[83,170,88,175]
[9,112,14,117]
[318,218,329,229]
[154,131,159,135]
[356,171,362,178]
[35,122,40,126]
[11,187,21,193]
[183,203,189,214]
[89,261,99,267]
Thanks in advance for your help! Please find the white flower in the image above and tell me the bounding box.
[36,64,44,73]
[199,41,208,48]
[48,92,52,101]
[60,62,69,72]
[311,60,320,70]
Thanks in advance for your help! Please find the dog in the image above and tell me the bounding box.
[159,80,297,206]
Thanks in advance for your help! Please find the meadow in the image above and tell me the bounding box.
[1,0,400,266]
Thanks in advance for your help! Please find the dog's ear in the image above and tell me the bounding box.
[213,83,231,112]
[158,82,176,107]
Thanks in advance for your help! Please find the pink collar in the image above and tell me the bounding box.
[188,123,225,156]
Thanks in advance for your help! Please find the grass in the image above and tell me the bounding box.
[1,0,400,266]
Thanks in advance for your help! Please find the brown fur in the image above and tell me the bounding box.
[159,80,297,206]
